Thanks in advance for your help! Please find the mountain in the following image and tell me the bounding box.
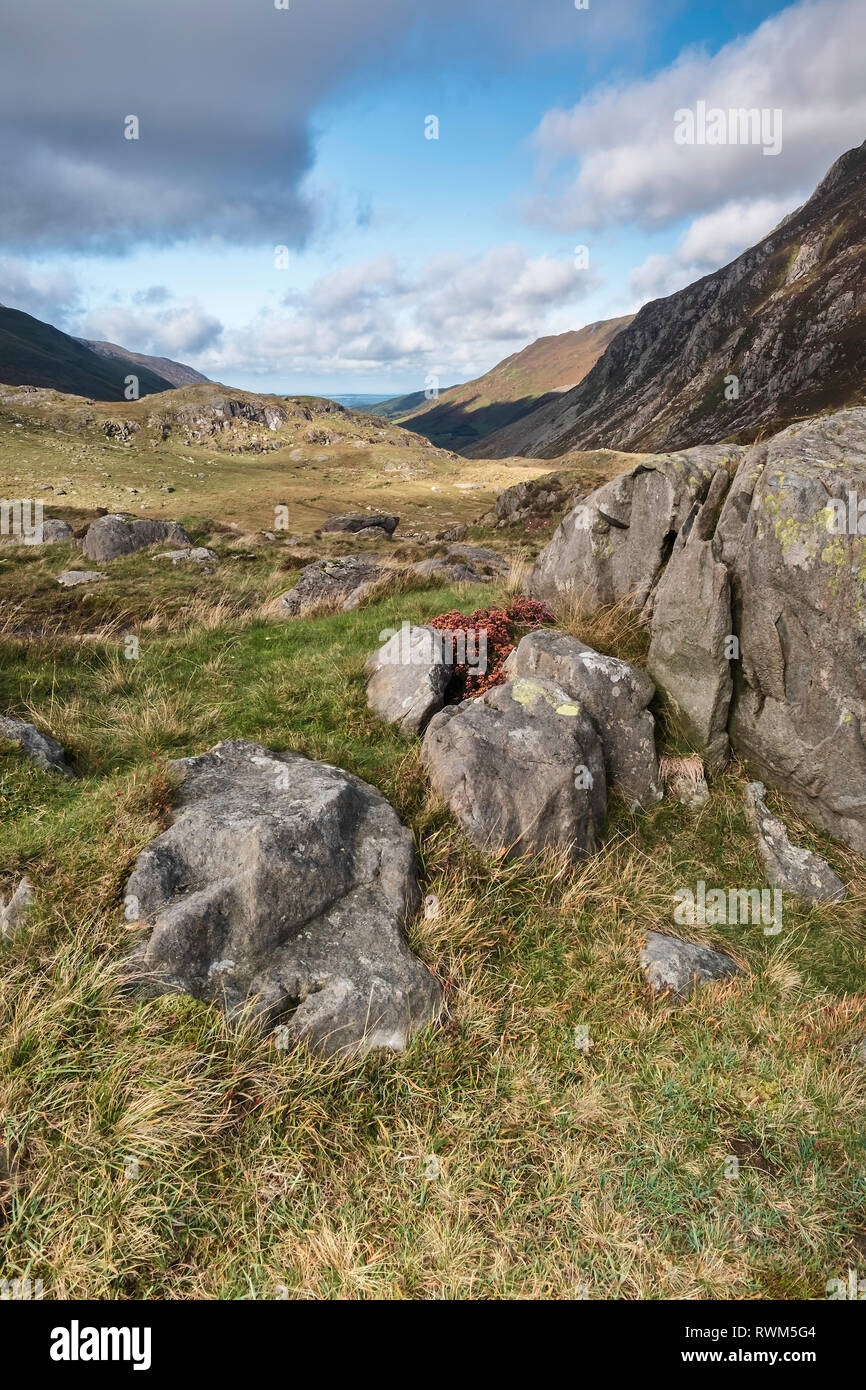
[0,304,204,400]
[355,387,458,421]
[479,139,866,459]
[397,317,632,451]
[77,339,209,388]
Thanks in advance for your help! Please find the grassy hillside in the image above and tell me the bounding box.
[0,306,176,400]
[0,503,863,1298]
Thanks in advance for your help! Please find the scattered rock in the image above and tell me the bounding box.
[56,570,108,587]
[122,740,442,1055]
[35,519,74,544]
[365,625,453,736]
[155,547,218,565]
[504,630,660,807]
[641,930,739,999]
[0,716,72,774]
[743,782,846,903]
[422,677,607,861]
[354,525,391,540]
[0,877,34,934]
[320,513,399,537]
[82,514,192,562]
[274,556,393,618]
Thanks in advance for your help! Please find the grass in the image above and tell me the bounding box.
[0,530,864,1301]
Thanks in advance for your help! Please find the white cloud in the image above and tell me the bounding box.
[80,303,224,358]
[527,0,866,232]
[200,245,597,383]
[0,259,81,325]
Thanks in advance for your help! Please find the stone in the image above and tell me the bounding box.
[743,782,846,903]
[82,514,191,562]
[155,547,217,564]
[647,468,733,771]
[0,716,72,774]
[56,570,107,587]
[320,513,399,536]
[504,630,660,807]
[0,877,34,935]
[640,930,739,999]
[354,526,391,540]
[422,677,607,861]
[36,518,74,543]
[274,556,392,618]
[122,740,442,1055]
[365,625,454,736]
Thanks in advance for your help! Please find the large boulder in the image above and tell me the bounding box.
[82,514,191,562]
[528,445,742,614]
[365,625,453,736]
[274,556,392,618]
[122,740,441,1055]
[422,677,607,860]
[646,468,734,771]
[320,513,399,536]
[717,411,866,852]
[0,715,72,774]
[504,630,659,807]
[407,546,508,586]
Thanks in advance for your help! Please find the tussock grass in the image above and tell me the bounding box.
[0,547,864,1299]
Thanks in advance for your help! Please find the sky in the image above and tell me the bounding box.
[1,0,864,397]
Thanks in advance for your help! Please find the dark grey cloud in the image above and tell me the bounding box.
[0,0,668,253]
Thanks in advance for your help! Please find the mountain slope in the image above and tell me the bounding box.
[78,339,209,388]
[396,316,632,451]
[0,305,198,400]
[480,140,866,459]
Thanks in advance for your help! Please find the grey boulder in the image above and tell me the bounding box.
[57,570,107,587]
[504,629,660,807]
[156,547,217,564]
[365,625,453,736]
[422,677,607,860]
[0,877,34,935]
[274,556,392,618]
[641,930,739,999]
[82,514,192,562]
[743,782,846,903]
[0,715,72,774]
[320,513,399,536]
[122,740,442,1055]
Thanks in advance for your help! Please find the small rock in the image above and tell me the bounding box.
[320,512,399,536]
[0,716,72,774]
[57,570,107,587]
[0,877,34,935]
[274,556,392,619]
[743,782,846,903]
[155,547,217,565]
[641,930,739,999]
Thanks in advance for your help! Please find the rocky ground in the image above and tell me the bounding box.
[0,394,864,1300]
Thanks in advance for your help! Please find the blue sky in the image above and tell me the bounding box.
[1,0,863,396]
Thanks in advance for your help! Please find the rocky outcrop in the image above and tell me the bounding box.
[504,630,659,807]
[528,444,741,614]
[274,556,393,618]
[0,716,72,774]
[56,570,107,587]
[476,470,586,528]
[422,677,607,860]
[122,740,442,1055]
[82,514,191,563]
[527,407,866,853]
[743,783,846,903]
[365,625,454,736]
[408,544,508,585]
[641,931,739,1000]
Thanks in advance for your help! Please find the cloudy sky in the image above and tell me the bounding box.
[1,0,864,395]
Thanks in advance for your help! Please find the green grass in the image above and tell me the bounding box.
[0,544,864,1300]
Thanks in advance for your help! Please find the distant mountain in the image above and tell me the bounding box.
[480,139,866,459]
[77,339,209,389]
[0,304,205,401]
[395,317,633,452]
[354,387,458,421]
